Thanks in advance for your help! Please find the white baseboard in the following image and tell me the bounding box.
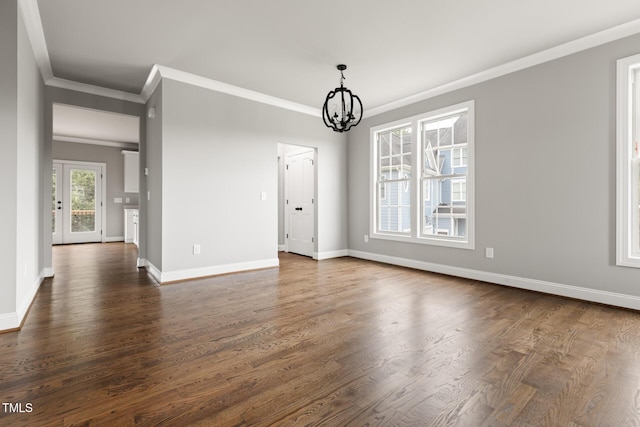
[106,236,125,242]
[145,258,280,284]
[348,250,640,311]
[0,312,20,332]
[144,259,162,283]
[1,269,47,332]
[314,249,349,260]
[278,245,286,252]
[136,257,146,268]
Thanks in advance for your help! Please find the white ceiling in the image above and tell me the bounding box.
[35,0,640,113]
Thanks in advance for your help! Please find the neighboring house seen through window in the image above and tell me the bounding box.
[371,100,475,249]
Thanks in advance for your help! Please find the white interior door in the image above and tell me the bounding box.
[53,161,104,244]
[286,150,315,257]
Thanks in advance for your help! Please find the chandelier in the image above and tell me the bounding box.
[322,64,363,132]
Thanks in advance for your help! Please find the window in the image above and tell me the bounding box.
[374,125,412,234]
[617,54,640,267]
[371,100,474,249]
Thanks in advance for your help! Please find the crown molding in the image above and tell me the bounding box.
[366,18,640,118]
[19,0,53,82]
[18,0,640,116]
[53,134,139,150]
[47,77,145,104]
[143,65,321,117]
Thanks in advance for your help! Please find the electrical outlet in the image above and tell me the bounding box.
[193,244,201,255]
[485,247,494,259]
[364,234,369,243]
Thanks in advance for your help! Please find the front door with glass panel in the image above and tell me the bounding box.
[53,161,103,244]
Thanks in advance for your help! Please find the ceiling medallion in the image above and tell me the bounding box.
[322,64,363,132]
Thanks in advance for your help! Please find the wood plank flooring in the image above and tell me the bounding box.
[2,243,640,426]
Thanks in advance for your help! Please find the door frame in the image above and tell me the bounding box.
[284,147,316,257]
[53,159,107,244]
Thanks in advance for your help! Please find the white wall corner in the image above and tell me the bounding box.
[347,250,640,311]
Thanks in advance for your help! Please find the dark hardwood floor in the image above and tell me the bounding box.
[1,243,640,426]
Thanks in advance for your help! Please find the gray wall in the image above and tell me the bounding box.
[348,32,640,297]
[52,141,140,240]
[0,0,46,327]
[0,0,19,317]
[145,82,163,270]
[150,77,346,278]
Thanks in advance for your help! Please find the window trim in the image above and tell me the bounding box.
[370,100,475,249]
[616,54,640,268]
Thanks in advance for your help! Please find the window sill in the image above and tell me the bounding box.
[371,232,474,250]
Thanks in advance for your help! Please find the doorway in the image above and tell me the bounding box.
[52,160,106,244]
[283,147,316,257]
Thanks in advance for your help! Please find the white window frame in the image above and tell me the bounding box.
[616,54,640,268]
[370,100,475,249]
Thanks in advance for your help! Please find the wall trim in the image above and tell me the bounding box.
[0,313,20,333]
[314,250,349,260]
[148,65,321,117]
[365,18,640,118]
[145,258,279,284]
[18,0,53,82]
[19,0,640,119]
[54,135,139,150]
[105,236,125,243]
[348,250,640,311]
[1,269,48,333]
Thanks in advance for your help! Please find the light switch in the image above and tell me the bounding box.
[261,192,267,201]
[114,197,122,203]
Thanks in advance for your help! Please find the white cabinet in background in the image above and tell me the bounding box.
[124,208,139,246]
[122,151,139,193]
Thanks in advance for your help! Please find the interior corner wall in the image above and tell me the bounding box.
[157,78,346,280]
[145,82,163,271]
[0,0,19,321]
[347,32,640,302]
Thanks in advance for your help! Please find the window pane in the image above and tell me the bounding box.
[378,180,411,233]
[422,178,466,238]
[454,113,468,144]
[439,126,452,146]
[71,169,96,233]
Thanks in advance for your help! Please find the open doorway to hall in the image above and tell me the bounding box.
[278,143,317,258]
[51,103,140,246]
